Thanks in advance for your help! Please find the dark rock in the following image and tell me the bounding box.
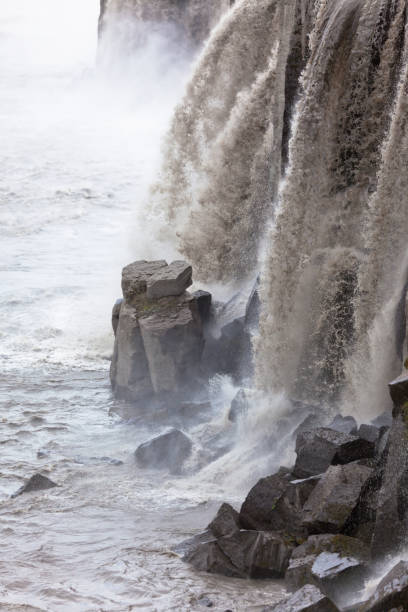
[146,260,192,299]
[134,428,192,474]
[12,473,58,498]
[357,424,380,444]
[265,584,340,612]
[190,290,212,323]
[239,471,318,536]
[208,503,240,538]
[328,415,358,435]
[245,277,260,329]
[228,388,250,422]
[202,316,252,382]
[302,463,373,534]
[371,406,408,557]
[111,298,122,335]
[184,529,295,579]
[293,428,375,479]
[361,561,408,612]
[285,534,370,607]
[292,409,331,439]
[371,411,392,428]
[388,373,408,409]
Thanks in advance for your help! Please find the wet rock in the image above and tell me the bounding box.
[228,388,250,422]
[184,530,294,579]
[245,277,260,329]
[328,415,358,435]
[111,298,122,335]
[293,428,375,479]
[264,584,340,612]
[178,400,211,421]
[202,316,252,382]
[388,372,408,408]
[302,463,373,534]
[198,596,214,608]
[371,405,408,557]
[12,473,58,498]
[357,424,380,444]
[371,410,392,428]
[239,471,318,536]
[190,290,212,323]
[208,503,240,538]
[146,260,192,299]
[134,428,192,474]
[361,561,408,612]
[285,534,370,606]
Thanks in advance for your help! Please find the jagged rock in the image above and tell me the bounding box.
[361,561,408,612]
[146,260,192,299]
[208,503,240,538]
[293,428,375,479]
[111,298,122,335]
[12,473,58,498]
[302,463,373,534]
[371,406,408,557]
[291,407,331,439]
[228,388,250,422]
[239,471,318,536]
[110,301,154,401]
[134,428,192,474]
[138,298,204,394]
[190,290,212,323]
[264,584,340,612]
[122,260,167,300]
[285,535,370,606]
[184,529,294,579]
[328,415,358,435]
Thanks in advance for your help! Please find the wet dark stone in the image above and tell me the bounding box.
[12,473,58,498]
[264,584,340,612]
[361,561,408,611]
[134,428,192,474]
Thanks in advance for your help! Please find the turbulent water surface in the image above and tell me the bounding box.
[0,2,286,610]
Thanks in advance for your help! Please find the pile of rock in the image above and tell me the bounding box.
[175,374,408,611]
[110,260,257,405]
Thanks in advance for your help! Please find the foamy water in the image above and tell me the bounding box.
[0,2,285,610]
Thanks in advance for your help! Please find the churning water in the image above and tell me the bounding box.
[0,2,285,610]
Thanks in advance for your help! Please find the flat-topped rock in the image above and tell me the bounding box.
[146,260,192,299]
[122,260,167,300]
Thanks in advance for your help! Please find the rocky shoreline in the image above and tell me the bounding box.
[110,260,408,611]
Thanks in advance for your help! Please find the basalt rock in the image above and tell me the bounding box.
[285,534,370,607]
[240,471,318,537]
[207,503,240,539]
[361,561,408,612]
[134,428,192,474]
[301,463,373,534]
[146,260,192,299]
[264,584,340,612]
[12,473,58,498]
[293,428,375,479]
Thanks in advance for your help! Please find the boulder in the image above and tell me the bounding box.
[121,260,167,300]
[134,428,192,474]
[388,372,408,409]
[184,529,295,579]
[302,463,373,534]
[328,415,358,435]
[239,471,318,536]
[361,561,408,612]
[228,388,250,422]
[264,584,340,612]
[146,260,192,299]
[371,410,392,428]
[357,424,380,444]
[12,473,58,498]
[285,534,370,606]
[293,428,375,479]
[207,503,240,539]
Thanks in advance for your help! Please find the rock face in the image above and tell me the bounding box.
[239,471,318,536]
[134,428,192,474]
[110,260,207,403]
[301,463,373,534]
[293,428,375,479]
[285,534,370,607]
[371,374,408,557]
[265,584,340,612]
[361,561,408,612]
